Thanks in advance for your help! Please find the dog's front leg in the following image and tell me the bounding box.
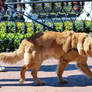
[77,56,92,79]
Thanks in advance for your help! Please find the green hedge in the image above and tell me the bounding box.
[0,21,92,52]
[1,21,92,32]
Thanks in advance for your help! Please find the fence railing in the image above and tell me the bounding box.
[0,0,92,52]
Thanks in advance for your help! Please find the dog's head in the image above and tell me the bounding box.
[84,37,92,57]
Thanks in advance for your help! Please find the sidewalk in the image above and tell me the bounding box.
[0,58,92,92]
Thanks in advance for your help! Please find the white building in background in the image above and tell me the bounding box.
[21,0,38,22]
[77,2,92,20]
[21,0,32,22]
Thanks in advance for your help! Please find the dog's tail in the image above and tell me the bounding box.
[0,49,24,64]
[0,39,31,64]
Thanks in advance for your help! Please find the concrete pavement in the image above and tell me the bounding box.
[0,58,92,92]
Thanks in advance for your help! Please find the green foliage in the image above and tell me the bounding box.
[0,21,92,52]
[75,21,92,32]
[0,22,33,51]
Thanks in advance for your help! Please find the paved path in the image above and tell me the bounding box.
[0,58,92,92]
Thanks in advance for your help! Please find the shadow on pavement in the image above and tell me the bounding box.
[5,64,92,72]
[0,75,92,87]
[1,63,92,87]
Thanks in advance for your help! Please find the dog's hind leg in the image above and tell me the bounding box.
[30,57,45,86]
[19,51,34,84]
[57,57,69,83]
[19,65,29,84]
[31,65,45,86]
[77,56,92,79]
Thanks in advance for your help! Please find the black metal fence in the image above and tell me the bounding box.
[0,0,92,52]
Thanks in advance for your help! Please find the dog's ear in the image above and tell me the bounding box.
[84,38,92,57]
[77,43,86,56]
[83,38,90,56]
[63,36,71,53]
[77,34,87,56]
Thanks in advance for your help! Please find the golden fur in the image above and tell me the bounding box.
[0,31,92,85]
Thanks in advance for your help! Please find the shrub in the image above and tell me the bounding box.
[0,21,92,52]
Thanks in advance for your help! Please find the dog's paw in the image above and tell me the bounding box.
[19,79,24,84]
[59,79,67,84]
[36,82,45,86]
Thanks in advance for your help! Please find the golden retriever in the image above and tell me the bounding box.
[0,31,92,85]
